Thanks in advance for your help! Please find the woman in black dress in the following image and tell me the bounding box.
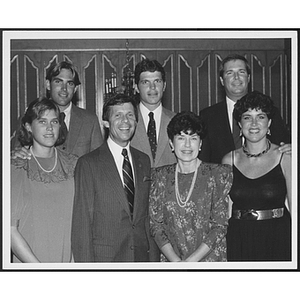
[222,91,291,261]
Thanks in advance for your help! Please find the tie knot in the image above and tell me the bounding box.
[60,112,66,121]
[122,148,128,158]
[149,112,154,120]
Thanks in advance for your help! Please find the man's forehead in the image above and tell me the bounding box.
[139,71,162,79]
[224,59,247,70]
[111,103,134,111]
[53,68,74,80]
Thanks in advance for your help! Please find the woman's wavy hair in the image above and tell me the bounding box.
[233,90,275,122]
[17,97,66,147]
[167,111,206,141]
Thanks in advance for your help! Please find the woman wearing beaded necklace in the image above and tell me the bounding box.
[149,111,232,262]
[11,97,78,263]
[222,91,291,261]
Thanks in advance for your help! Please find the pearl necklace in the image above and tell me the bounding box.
[242,139,271,158]
[30,147,57,173]
[175,160,200,208]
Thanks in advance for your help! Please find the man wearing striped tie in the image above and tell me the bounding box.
[71,93,152,262]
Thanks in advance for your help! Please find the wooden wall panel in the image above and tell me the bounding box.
[10,39,291,140]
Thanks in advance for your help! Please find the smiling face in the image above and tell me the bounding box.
[103,102,137,147]
[220,59,250,102]
[239,108,272,143]
[135,71,166,110]
[46,68,78,111]
[26,109,60,149]
[169,131,201,163]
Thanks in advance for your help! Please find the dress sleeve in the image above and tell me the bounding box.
[149,167,170,249]
[11,165,25,226]
[202,164,233,250]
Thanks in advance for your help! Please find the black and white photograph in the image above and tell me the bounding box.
[1,28,298,299]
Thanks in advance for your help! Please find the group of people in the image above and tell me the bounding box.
[10,54,292,264]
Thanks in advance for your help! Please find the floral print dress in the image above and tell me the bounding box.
[149,162,232,262]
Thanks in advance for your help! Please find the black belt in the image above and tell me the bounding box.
[232,208,284,221]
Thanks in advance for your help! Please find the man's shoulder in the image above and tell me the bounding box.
[131,146,150,163]
[71,105,98,119]
[77,143,105,162]
[200,101,225,117]
[162,106,176,118]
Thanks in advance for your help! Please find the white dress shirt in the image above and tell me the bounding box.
[107,137,135,185]
[139,102,162,142]
[61,103,72,130]
[226,96,236,133]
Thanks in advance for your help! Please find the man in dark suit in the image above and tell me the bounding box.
[71,94,152,262]
[199,54,291,164]
[11,61,103,158]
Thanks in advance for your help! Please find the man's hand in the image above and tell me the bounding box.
[11,147,31,160]
[278,142,291,155]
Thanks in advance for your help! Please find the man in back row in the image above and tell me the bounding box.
[130,59,177,261]
[11,61,103,158]
[199,53,291,164]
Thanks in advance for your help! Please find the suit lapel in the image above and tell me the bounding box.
[131,148,145,221]
[219,101,235,148]
[155,108,171,165]
[100,143,132,217]
[134,109,154,165]
[67,105,83,153]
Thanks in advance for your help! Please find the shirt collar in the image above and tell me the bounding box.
[107,137,130,156]
[139,102,162,129]
[61,102,72,116]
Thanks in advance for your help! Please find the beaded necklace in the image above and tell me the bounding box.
[175,159,200,208]
[30,147,57,173]
[242,139,271,158]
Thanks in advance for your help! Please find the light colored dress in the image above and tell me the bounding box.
[149,162,232,262]
[11,148,78,263]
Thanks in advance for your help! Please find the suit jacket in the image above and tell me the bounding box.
[199,100,291,164]
[130,106,177,168]
[57,105,103,157]
[71,142,152,262]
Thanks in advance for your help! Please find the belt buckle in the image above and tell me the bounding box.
[242,209,258,220]
[272,208,281,218]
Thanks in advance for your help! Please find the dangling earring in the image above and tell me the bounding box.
[267,128,271,136]
[240,129,243,137]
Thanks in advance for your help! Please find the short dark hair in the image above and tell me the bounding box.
[46,61,81,86]
[18,97,66,147]
[102,93,138,123]
[219,54,251,78]
[167,111,206,141]
[233,90,275,122]
[134,59,166,84]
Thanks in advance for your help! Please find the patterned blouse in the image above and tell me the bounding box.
[149,162,232,262]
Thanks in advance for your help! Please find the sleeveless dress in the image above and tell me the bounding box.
[227,154,291,261]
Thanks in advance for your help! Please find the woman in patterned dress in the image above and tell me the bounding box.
[149,111,233,262]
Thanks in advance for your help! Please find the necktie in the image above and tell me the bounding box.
[147,112,157,160]
[60,112,68,139]
[122,148,134,216]
[232,112,242,149]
